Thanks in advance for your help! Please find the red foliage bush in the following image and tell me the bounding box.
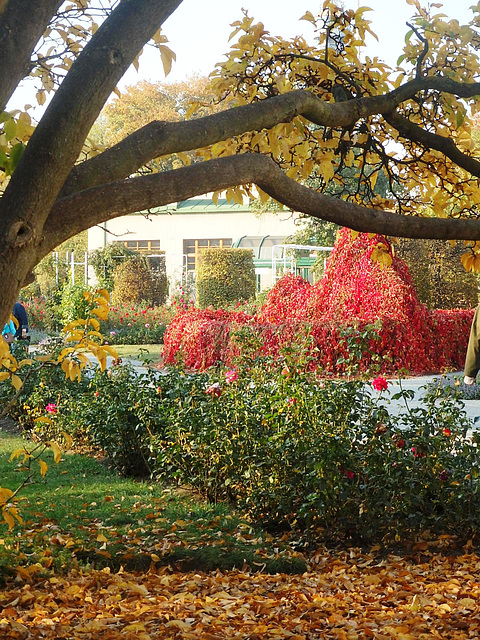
[163,229,474,374]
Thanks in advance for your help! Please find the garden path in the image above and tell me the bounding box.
[372,372,480,425]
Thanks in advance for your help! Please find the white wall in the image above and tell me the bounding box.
[88,207,304,286]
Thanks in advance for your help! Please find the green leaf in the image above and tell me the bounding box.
[9,142,25,172]
[4,118,17,142]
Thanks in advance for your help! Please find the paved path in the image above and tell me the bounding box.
[372,372,480,424]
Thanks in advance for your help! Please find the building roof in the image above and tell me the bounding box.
[134,198,249,215]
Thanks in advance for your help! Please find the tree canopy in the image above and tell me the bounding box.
[3,0,480,323]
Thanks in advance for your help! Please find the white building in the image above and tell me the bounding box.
[88,197,308,290]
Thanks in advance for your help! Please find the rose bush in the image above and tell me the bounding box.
[12,355,478,543]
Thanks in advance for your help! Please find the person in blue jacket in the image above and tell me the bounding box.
[12,301,29,341]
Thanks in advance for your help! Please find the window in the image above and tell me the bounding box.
[183,238,232,271]
[118,239,162,253]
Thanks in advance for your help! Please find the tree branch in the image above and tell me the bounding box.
[406,21,429,78]
[385,111,480,177]
[61,76,480,198]
[0,0,63,112]
[42,154,480,256]
[0,0,184,240]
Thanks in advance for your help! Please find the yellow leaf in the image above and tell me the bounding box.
[0,372,10,381]
[49,442,62,464]
[58,347,75,361]
[91,308,108,321]
[35,416,54,425]
[62,431,73,450]
[101,345,119,358]
[370,246,393,269]
[89,318,100,332]
[300,11,316,23]
[96,533,108,543]
[96,289,110,301]
[87,330,104,339]
[461,252,475,272]
[39,460,48,478]
[61,358,71,377]
[11,375,22,391]
[0,487,13,506]
[2,509,15,530]
[8,506,22,524]
[10,448,24,461]
[93,296,109,306]
[159,44,176,77]
[18,358,34,367]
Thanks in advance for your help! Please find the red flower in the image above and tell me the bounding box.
[411,447,425,458]
[396,438,405,448]
[372,376,389,392]
[442,428,452,437]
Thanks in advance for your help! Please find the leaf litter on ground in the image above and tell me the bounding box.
[2,427,480,638]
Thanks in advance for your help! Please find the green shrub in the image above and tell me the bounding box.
[149,362,480,543]
[395,238,478,309]
[112,256,154,307]
[60,282,91,325]
[196,247,256,309]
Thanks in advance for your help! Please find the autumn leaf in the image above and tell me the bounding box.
[38,460,48,478]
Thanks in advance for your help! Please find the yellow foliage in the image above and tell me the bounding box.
[370,243,393,269]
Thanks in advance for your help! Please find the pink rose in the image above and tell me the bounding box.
[225,369,238,383]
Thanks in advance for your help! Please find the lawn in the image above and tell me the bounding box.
[0,427,305,581]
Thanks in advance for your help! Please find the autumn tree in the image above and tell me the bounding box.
[92,75,216,171]
[4,0,480,327]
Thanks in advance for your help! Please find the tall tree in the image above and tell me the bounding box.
[92,75,218,171]
[3,0,480,325]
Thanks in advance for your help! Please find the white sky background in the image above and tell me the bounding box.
[8,1,477,113]
[120,0,476,88]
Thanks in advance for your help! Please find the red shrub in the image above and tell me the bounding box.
[163,229,475,375]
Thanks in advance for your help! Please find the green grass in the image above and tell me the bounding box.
[108,344,163,362]
[0,430,306,581]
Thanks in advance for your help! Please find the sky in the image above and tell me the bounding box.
[8,0,477,112]
[119,0,477,88]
